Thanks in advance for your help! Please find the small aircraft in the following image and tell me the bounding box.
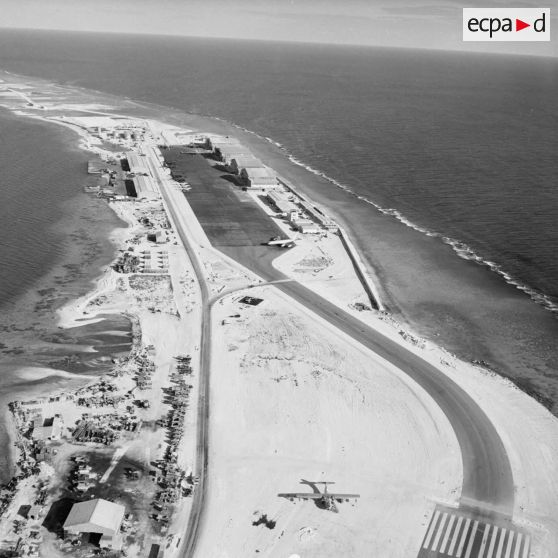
[278,480,360,513]
[266,233,298,248]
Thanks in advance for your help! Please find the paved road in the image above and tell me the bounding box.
[145,151,211,558]
[221,245,515,517]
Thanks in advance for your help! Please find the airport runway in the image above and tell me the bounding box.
[221,245,515,517]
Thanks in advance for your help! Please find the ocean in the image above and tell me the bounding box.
[0,30,557,455]
[0,107,130,480]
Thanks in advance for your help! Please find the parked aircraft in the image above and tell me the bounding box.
[278,480,360,512]
[266,233,298,248]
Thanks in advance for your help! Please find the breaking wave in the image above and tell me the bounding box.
[209,115,558,316]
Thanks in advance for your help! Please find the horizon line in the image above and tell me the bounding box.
[0,25,556,60]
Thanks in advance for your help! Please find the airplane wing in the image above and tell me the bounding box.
[278,493,323,499]
[328,493,360,499]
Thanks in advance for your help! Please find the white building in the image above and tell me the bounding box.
[298,200,338,231]
[126,152,149,174]
[267,191,297,215]
[240,167,278,190]
[32,416,62,441]
[227,156,262,174]
[63,498,125,549]
[288,210,321,233]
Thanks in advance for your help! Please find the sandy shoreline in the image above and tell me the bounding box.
[0,72,558,556]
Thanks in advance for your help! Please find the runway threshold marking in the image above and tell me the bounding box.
[418,506,531,558]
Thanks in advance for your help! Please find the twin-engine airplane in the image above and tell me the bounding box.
[278,480,360,513]
[266,233,299,248]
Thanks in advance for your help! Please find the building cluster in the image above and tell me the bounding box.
[123,151,161,200]
[19,409,66,467]
[112,247,169,275]
[141,249,169,274]
[203,136,279,190]
[69,115,148,145]
[267,190,339,234]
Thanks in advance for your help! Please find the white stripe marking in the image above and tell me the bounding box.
[456,518,472,558]
[513,533,523,558]
[495,528,507,558]
[504,531,515,558]
[432,513,449,551]
[486,526,499,558]
[448,516,464,556]
[423,510,440,549]
[464,520,479,558]
[440,514,457,554]
[522,536,531,558]
[478,524,492,558]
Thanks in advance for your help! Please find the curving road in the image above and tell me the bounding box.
[220,245,515,517]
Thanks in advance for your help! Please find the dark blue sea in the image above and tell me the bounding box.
[0,30,557,452]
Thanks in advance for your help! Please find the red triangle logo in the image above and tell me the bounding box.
[516,19,530,31]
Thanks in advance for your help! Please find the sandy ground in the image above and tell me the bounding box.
[58,197,204,555]
[195,286,462,558]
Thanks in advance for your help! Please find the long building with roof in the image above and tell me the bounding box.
[218,145,253,164]
[133,175,159,199]
[240,166,278,190]
[227,156,262,175]
[126,152,149,174]
[298,200,338,231]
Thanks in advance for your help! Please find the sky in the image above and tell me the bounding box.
[0,0,556,57]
